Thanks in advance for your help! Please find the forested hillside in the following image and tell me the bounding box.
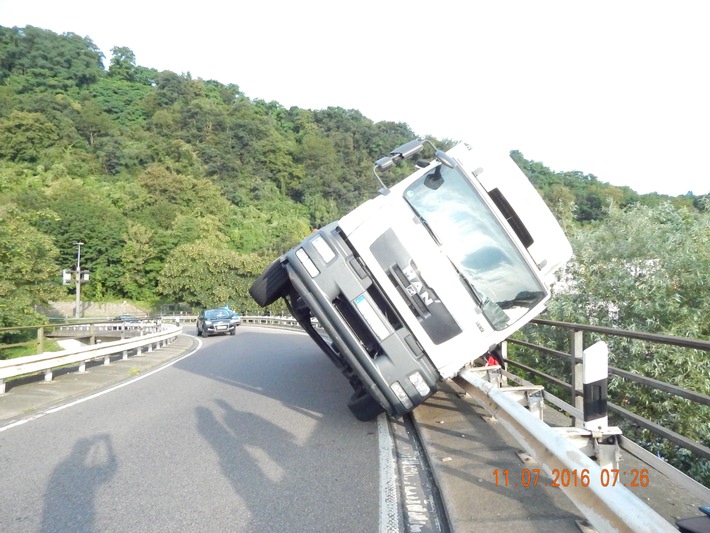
[0,25,707,328]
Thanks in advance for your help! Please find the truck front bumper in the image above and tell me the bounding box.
[284,226,440,418]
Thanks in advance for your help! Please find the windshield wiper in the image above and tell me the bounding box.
[445,258,484,306]
[405,202,441,246]
[447,258,510,329]
[498,291,544,309]
[403,198,442,246]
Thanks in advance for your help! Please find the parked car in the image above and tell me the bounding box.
[113,314,140,322]
[250,139,572,420]
[196,308,241,337]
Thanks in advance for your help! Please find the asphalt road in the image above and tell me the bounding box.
[0,328,380,533]
[1,326,703,533]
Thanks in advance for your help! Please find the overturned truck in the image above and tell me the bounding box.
[250,140,572,420]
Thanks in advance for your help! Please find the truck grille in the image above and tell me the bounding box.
[333,296,380,358]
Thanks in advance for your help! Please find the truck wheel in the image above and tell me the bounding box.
[249,259,290,307]
[348,390,385,421]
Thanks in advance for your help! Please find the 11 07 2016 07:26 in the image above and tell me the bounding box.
[493,467,650,488]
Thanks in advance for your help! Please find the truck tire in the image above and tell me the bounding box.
[249,259,290,307]
[348,389,385,421]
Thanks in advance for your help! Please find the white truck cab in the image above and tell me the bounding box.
[250,140,572,420]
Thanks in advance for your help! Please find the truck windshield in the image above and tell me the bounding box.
[403,165,545,330]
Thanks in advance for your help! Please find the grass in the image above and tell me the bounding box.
[1,340,64,360]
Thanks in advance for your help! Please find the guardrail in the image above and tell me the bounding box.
[504,319,710,488]
[451,319,709,531]
[0,323,182,394]
[454,366,678,533]
[160,314,302,329]
[0,320,156,355]
[0,316,300,394]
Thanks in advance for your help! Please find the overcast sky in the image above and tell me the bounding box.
[2,0,708,195]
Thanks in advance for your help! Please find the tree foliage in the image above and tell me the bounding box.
[511,202,710,485]
[0,205,65,327]
[0,26,103,92]
[157,241,266,310]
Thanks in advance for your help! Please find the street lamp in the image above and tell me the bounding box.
[74,241,83,271]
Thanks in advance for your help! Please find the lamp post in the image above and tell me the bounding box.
[73,242,84,318]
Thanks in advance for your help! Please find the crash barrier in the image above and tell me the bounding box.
[455,365,677,533]
[506,319,710,496]
[161,315,306,329]
[0,323,181,394]
[0,314,312,394]
[453,320,710,532]
[0,320,157,356]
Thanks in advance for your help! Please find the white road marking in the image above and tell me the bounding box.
[0,335,203,432]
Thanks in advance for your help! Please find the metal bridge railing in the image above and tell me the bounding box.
[494,319,710,502]
[0,316,302,393]
[506,319,710,464]
[0,323,181,394]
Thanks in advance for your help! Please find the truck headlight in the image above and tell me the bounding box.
[296,248,320,277]
[408,371,430,397]
[311,235,335,263]
[390,382,413,410]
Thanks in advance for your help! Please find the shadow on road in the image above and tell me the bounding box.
[185,329,379,532]
[41,434,117,533]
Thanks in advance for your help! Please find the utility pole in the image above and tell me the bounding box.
[62,242,90,319]
[74,241,83,318]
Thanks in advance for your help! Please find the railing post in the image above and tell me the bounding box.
[583,341,609,431]
[37,326,45,354]
[571,328,584,427]
[500,341,509,386]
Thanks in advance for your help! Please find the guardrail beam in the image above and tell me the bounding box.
[0,323,181,392]
[454,367,676,533]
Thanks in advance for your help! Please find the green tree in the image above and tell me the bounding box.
[157,241,265,309]
[71,99,114,147]
[134,164,233,219]
[513,202,710,484]
[107,46,137,82]
[1,26,104,92]
[0,205,64,328]
[554,203,709,337]
[32,178,128,298]
[0,110,59,162]
[119,222,160,300]
[87,77,152,127]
